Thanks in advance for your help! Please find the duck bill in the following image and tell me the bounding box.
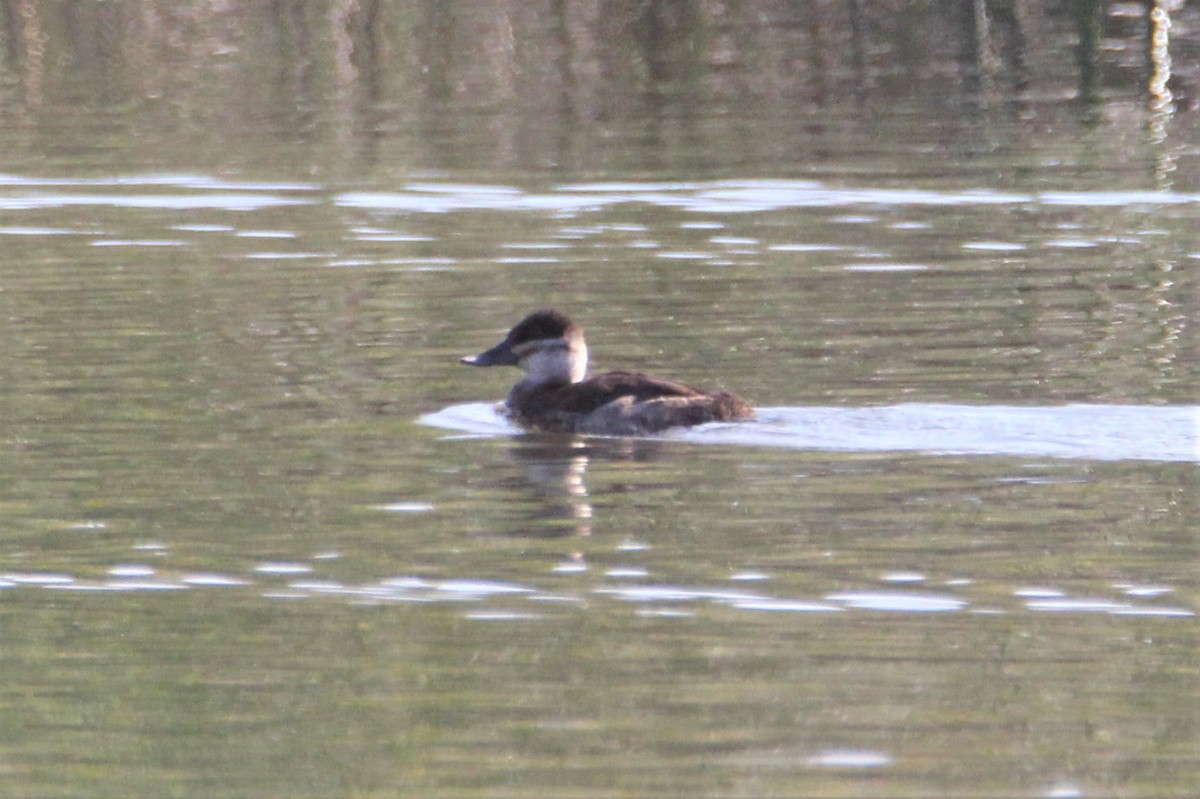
[461,338,519,367]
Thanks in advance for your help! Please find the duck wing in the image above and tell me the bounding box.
[549,371,706,415]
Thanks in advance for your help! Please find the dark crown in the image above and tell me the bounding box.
[507,309,579,344]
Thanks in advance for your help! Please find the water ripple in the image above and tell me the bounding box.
[2,567,1192,619]
[333,180,1200,216]
[4,175,1197,218]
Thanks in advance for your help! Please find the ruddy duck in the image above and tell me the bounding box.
[461,309,754,435]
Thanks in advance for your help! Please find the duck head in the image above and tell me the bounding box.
[461,309,589,386]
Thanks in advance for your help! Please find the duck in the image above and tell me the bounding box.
[461,309,754,436]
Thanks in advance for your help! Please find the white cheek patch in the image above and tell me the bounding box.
[512,337,587,383]
[523,350,566,379]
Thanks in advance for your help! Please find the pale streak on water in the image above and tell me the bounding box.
[420,402,1200,463]
[3,176,1197,248]
[336,180,1200,214]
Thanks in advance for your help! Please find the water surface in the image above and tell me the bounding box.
[423,401,1199,462]
[1,4,1199,796]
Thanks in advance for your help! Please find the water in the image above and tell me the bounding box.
[2,172,1197,799]
[423,401,1199,462]
[2,4,1200,797]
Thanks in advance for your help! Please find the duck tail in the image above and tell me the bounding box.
[712,391,755,421]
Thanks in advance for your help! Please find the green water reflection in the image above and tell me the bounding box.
[4,559,1196,796]
[1,2,1199,797]
[2,175,1197,797]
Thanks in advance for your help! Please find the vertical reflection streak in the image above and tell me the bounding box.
[1147,1,1175,187]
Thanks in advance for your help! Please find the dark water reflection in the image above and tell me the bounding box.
[2,3,1200,796]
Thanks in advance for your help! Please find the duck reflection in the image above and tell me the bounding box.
[500,434,670,538]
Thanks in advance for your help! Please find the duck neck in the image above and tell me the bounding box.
[518,341,588,388]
